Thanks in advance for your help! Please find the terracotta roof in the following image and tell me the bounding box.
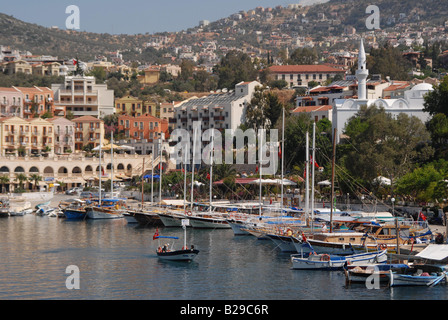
[72,115,102,122]
[292,105,333,113]
[269,65,345,74]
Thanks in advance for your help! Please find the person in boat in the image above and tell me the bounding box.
[321,223,327,232]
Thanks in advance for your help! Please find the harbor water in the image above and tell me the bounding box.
[1,213,448,301]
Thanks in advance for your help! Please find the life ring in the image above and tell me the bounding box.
[186,211,192,216]
[320,254,331,262]
[379,243,387,250]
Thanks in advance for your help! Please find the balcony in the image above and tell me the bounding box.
[214,116,225,121]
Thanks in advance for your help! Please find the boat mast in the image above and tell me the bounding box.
[141,157,144,208]
[183,147,187,214]
[99,133,102,205]
[259,129,263,218]
[311,122,316,231]
[330,128,337,233]
[111,133,114,199]
[209,133,214,214]
[190,125,197,212]
[305,131,309,222]
[281,108,285,217]
[159,136,163,208]
[151,145,154,203]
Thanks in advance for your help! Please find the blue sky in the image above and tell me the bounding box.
[1,0,314,35]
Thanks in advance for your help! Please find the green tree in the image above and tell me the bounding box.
[423,75,448,116]
[15,173,28,190]
[367,44,412,80]
[213,50,258,89]
[245,86,284,130]
[341,105,433,189]
[0,175,10,193]
[288,47,319,65]
[29,174,42,191]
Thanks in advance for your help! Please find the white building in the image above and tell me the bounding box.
[332,39,434,143]
[173,81,260,134]
[51,75,115,118]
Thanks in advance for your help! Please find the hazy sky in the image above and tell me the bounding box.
[1,0,319,35]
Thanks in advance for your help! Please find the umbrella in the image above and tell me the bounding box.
[143,174,160,179]
[93,144,135,151]
[273,179,297,186]
[317,180,331,186]
[249,179,278,185]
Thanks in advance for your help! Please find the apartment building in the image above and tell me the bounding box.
[173,80,261,133]
[0,87,23,116]
[115,95,157,117]
[0,116,55,157]
[15,86,63,119]
[268,65,346,88]
[51,75,115,118]
[72,115,105,151]
[118,114,169,142]
[47,117,75,154]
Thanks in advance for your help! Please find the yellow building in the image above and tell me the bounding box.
[115,95,158,117]
[137,66,160,85]
[0,116,55,157]
[72,115,105,151]
[2,60,32,75]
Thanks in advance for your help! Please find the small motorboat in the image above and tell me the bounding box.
[388,264,448,287]
[153,219,199,262]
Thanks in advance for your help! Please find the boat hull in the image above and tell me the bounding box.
[189,216,231,229]
[158,212,185,227]
[226,220,251,235]
[131,211,163,226]
[64,209,87,220]
[266,234,298,252]
[86,207,123,220]
[291,250,387,270]
[123,212,138,223]
[157,249,199,261]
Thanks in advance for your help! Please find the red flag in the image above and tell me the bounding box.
[159,164,163,170]
[255,166,259,173]
[182,167,185,173]
[73,59,77,65]
[278,146,282,159]
[303,168,306,179]
[419,212,426,221]
[101,166,104,176]
[311,156,319,168]
[207,173,210,180]
[153,228,159,240]
[302,232,307,242]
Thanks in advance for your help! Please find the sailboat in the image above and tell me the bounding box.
[154,219,199,261]
[188,132,231,229]
[86,134,124,220]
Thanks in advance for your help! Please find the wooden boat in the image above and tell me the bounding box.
[188,212,231,229]
[86,198,125,220]
[293,222,414,255]
[129,210,163,226]
[158,210,188,227]
[388,264,448,287]
[344,263,408,285]
[290,249,387,270]
[63,199,88,220]
[123,211,138,224]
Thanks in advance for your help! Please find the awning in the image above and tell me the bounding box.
[416,244,448,261]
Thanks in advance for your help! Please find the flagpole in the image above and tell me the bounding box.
[183,147,187,214]
[159,136,163,208]
[111,132,114,199]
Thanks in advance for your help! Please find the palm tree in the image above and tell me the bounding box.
[29,174,42,191]
[0,175,10,193]
[15,173,28,190]
[214,163,237,181]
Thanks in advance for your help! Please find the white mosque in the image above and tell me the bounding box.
[332,39,434,143]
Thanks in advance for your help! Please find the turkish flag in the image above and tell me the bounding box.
[207,173,210,180]
[419,212,427,221]
[73,59,77,65]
